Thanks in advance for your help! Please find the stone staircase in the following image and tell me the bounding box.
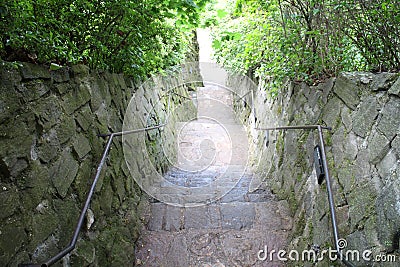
[135,85,292,267]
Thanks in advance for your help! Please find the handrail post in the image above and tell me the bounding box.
[317,126,340,248]
[317,126,356,267]
[254,124,356,267]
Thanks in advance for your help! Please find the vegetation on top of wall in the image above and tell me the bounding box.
[208,0,400,95]
[0,0,209,79]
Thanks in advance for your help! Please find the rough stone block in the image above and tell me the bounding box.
[21,163,50,211]
[0,222,27,265]
[73,134,91,159]
[333,73,360,110]
[10,158,29,178]
[347,180,377,231]
[74,240,96,265]
[75,105,93,131]
[0,65,22,88]
[370,72,399,91]
[61,83,91,115]
[99,178,113,215]
[53,83,71,94]
[1,116,34,159]
[73,158,92,201]
[336,165,356,194]
[388,76,400,96]
[52,198,79,242]
[51,149,79,198]
[368,132,390,164]
[89,78,106,112]
[32,95,62,130]
[31,213,59,249]
[95,103,110,132]
[108,108,123,133]
[318,77,335,104]
[340,105,352,131]
[0,190,20,220]
[352,96,379,138]
[377,98,400,140]
[111,170,126,203]
[19,62,51,80]
[115,73,128,90]
[377,149,397,179]
[37,130,60,163]
[16,80,50,102]
[336,205,350,236]
[376,179,400,250]
[113,233,137,260]
[56,114,76,144]
[345,231,369,258]
[321,97,341,128]
[51,68,70,83]
[29,234,60,263]
[392,135,400,157]
[71,64,89,75]
[0,86,22,123]
[332,126,358,165]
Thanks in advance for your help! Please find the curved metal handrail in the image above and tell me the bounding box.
[230,76,356,266]
[253,124,355,267]
[19,89,191,267]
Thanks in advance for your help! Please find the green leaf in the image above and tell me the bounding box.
[212,40,221,49]
[217,9,228,19]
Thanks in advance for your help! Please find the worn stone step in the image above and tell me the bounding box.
[137,200,292,267]
[146,202,292,232]
[136,79,293,266]
[136,228,287,267]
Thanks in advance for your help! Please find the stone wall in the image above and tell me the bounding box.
[229,72,400,266]
[0,61,199,266]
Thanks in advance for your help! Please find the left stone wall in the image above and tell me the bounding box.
[0,61,198,266]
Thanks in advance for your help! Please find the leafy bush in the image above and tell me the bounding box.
[0,0,209,78]
[210,0,400,94]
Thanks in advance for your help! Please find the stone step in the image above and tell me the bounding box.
[146,202,292,232]
[163,167,252,187]
[136,228,288,267]
[156,164,273,206]
[136,201,292,267]
[136,83,292,266]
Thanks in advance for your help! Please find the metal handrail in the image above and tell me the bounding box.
[256,125,355,267]
[238,90,252,100]
[97,123,168,138]
[230,77,355,266]
[255,125,332,131]
[19,125,166,267]
[20,89,192,267]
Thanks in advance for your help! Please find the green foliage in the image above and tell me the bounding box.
[337,0,400,70]
[0,0,209,78]
[210,0,400,95]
